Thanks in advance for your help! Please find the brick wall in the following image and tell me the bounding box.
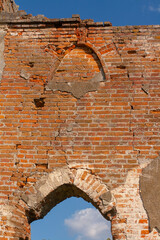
[0,14,160,240]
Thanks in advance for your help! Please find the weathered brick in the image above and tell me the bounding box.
[0,1,160,239]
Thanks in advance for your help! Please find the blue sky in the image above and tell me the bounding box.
[16,0,160,26]
[31,197,112,240]
[14,1,159,239]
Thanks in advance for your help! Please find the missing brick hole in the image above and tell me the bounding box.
[131,105,134,110]
[16,144,21,149]
[28,62,34,68]
[56,69,65,72]
[35,163,48,169]
[152,109,160,113]
[128,50,137,54]
[34,98,45,108]
[118,39,125,44]
[18,182,26,188]
[117,65,126,69]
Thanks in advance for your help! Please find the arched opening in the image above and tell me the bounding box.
[22,168,116,239]
[26,183,115,224]
[31,197,113,240]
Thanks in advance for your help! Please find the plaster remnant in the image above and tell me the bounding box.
[0,30,6,84]
[54,131,59,137]
[100,191,112,204]
[67,124,73,132]
[20,69,31,80]
[140,157,160,232]
[47,71,104,99]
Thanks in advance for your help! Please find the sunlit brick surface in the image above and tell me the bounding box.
[0,10,160,240]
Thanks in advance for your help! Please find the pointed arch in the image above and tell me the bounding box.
[46,43,109,98]
[47,42,109,82]
[22,167,116,223]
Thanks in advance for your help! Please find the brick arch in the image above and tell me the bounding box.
[22,167,116,223]
[77,41,111,80]
[47,43,108,98]
[64,42,110,80]
[48,42,108,79]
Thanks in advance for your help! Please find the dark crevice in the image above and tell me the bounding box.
[16,143,21,149]
[116,65,126,69]
[141,87,148,95]
[35,163,48,169]
[34,98,45,108]
[117,39,125,44]
[128,50,137,54]
[28,61,34,68]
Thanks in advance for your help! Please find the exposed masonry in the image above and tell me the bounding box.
[22,167,116,223]
[0,0,160,239]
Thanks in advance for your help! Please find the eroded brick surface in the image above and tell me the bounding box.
[0,2,160,239]
[0,0,18,13]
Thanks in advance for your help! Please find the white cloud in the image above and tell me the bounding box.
[149,5,160,13]
[64,208,112,240]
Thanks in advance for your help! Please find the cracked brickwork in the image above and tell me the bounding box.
[0,1,160,239]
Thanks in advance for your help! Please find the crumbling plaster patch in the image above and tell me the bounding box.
[47,70,105,99]
[20,69,31,80]
[112,168,160,239]
[0,30,6,84]
[0,205,15,228]
[140,157,160,233]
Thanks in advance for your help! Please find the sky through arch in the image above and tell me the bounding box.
[31,197,112,240]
